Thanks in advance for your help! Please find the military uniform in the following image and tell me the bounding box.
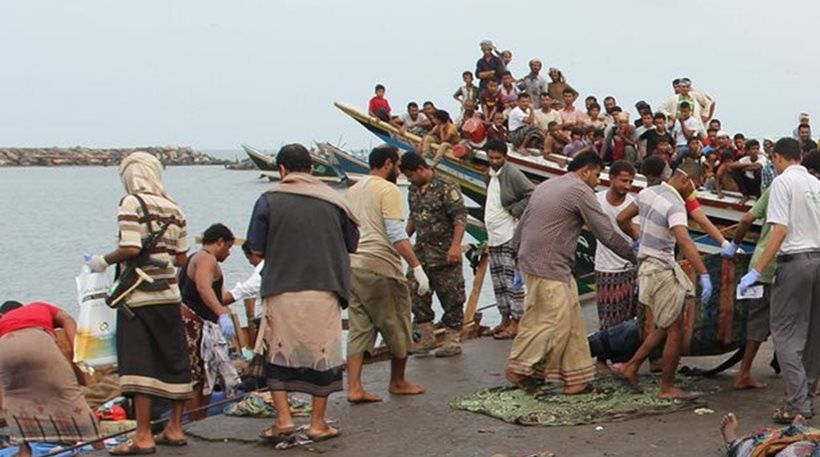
[406,173,467,330]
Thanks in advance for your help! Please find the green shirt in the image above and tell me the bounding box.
[749,187,776,283]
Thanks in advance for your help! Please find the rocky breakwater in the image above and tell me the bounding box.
[0,146,228,167]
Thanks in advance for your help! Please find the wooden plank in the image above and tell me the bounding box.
[463,253,489,327]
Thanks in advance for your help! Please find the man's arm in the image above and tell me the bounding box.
[672,225,708,274]
[616,202,640,241]
[101,246,142,265]
[406,219,416,237]
[193,256,228,317]
[689,207,727,245]
[731,211,757,245]
[579,190,637,263]
[53,310,77,348]
[246,195,269,258]
[754,224,787,273]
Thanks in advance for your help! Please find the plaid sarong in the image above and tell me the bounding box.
[489,241,525,319]
[594,269,638,330]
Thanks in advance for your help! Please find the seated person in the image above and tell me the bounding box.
[479,79,503,121]
[600,112,638,164]
[507,93,543,152]
[497,71,519,109]
[455,99,481,133]
[562,127,593,158]
[486,111,508,143]
[391,101,430,137]
[581,102,607,131]
[655,136,674,164]
[542,121,569,157]
[453,70,479,109]
[639,112,674,159]
[422,101,437,125]
[368,84,392,122]
[418,109,461,162]
[715,150,742,199]
[534,95,562,132]
[727,139,766,204]
[720,412,820,457]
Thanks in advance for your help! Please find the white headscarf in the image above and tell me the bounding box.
[118,152,173,201]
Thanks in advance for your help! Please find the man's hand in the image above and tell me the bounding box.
[739,269,761,295]
[412,265,431,296]
[721,241,740,258]
[446,245,462,264]
[218,314,236,342]
[699,273,713,304]
[87,255,109,273]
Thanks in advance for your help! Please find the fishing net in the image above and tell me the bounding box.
[450,375,708,426]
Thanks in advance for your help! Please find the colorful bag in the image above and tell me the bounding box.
[74,266,118,366]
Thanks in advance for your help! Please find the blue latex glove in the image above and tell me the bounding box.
[218,314,236,342]
[699,273,713,304]
[512,270,524,290]
[631,240,640,254]
[738,269,761,295]
[721,241,740,258]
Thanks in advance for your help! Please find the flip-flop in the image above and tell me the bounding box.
[109,439,156,456]
[772,408,813,425]
[259,425,296,443]
[153,432,187,447]
[658,390,702,401]
[493,329,516,340]
[307,427,342,442]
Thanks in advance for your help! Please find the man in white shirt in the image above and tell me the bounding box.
[659,77,715,129]
[222,242,264,325]
[390,101,430,136]
[483,139,534,339]
[728,139,767,204]
[534,93,562,132]
[672,102,703,168]
[508,93,542,152]
[740,141,820,423]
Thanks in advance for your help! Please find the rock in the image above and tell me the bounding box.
[0,146,229,167]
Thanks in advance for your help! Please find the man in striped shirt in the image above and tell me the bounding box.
[614,168,713,399]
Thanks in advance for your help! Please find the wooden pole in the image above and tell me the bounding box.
[462,253,489,337]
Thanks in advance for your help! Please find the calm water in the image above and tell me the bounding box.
[0,165,497,325]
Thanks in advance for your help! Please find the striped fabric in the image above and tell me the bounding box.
[117,193,188,308]
[635,182,687,269]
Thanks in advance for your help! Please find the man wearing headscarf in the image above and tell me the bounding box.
[88,151,193,455]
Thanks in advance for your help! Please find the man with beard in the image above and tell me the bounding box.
[345,145,429,403]
[516,58,548,108]
[483,140,534,340]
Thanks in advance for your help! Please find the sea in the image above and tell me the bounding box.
[0,149,499,327]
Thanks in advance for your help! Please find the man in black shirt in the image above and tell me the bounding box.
[475,40,505,92]
[639,112,674,157]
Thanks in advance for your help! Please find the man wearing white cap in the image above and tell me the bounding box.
[516,59,548,108]
[792,113,810,140]
[475,40,505,92]
[659,78,715,130]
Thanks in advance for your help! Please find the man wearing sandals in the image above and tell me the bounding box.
[739,141,820,424]
[613,167,713,399]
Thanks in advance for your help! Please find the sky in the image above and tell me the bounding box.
[1,0,819,150]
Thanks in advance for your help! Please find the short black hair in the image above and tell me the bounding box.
[641,156,666,178]
[275,143,312,173]
[588,102,601,111]
[609,160,636,178]
[679,101,691,111]
[710,118,722,127]
[517,93,530,100]
[687,136,701,146]
[802,150,820,174]
[500,71,512,78]
[462,70,472,78]
[568,150,604,172]
[434,109,451,123]
[0,301,23,314]
[603,96,616,102]
[611,106,623,113]
[485,139,508,155]
[653,112,667,121]
[369,145,399,170]
[733,133,746,141]
[398,152,429,173]
[721,150,735,162]
[802,140,818,154]
[570,127,584,137]
[375,84,385,92]
[774,137,801,161]
[422,101,434,108]
[585,95,598,102]
[407,101,418,109]
[547,121,559,129]
[241,240,253,256]
[798,124,811,131]
[746,139,760,150]
[562,88,575,95]
[202,223,234,245]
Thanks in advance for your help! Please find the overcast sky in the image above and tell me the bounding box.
[1,0,818,150]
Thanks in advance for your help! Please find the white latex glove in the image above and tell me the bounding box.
[87,255,109,273]
[412,265,431,296]
[218,314,236,342]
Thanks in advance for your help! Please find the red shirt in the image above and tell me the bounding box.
[0,302,60,337]
[368,96,391,116]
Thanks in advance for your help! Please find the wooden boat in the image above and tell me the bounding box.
[315,142,369,175]
[241,143,341,181]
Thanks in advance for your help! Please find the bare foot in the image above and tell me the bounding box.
[388,380,425,396]
[732,376,767,390]
[347,389,382,404]
[720,413,738,444]
[596,360,612,375]
[793,414,808,426]
[563,383,590,395]
[657,387,701,400]
[649,359,663,373]
[611,363,640,387]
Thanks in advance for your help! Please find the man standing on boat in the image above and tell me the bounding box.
[475,40,505,92]
[399,152,468,357]
[613,168,713,399]
[482,139,533,340]
[346,145,428,402]
[593,160,638,373]
[506,151,636,395]
[738,140,820,423]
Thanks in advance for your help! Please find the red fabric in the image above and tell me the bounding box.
[685,195,701,213]
[462,118,487,143]
[368,96,391,116]
[0,302,59,337]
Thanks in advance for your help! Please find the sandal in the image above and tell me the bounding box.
[109,439,156,456]
[493,327,517,340]
[307,427,342,442]
[153,431,187,447]
[772,408,813,425]
[259,425,296,443]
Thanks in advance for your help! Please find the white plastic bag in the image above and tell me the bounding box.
[74,266,118,366]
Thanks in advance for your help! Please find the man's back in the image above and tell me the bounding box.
[635,183,687,267]
[346,175,405,280]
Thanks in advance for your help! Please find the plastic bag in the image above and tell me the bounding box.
[74,266,117,366]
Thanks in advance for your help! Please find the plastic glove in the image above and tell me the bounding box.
[738,269,761,295]
[699,273,713,304]
[412,265,431,296]
[631,240,640,253]
[87,255,109,273]
[721,241,740,258]
[512,270,524,290]
[218,314,236,342]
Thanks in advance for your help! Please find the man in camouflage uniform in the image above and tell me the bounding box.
[399,152,467,357]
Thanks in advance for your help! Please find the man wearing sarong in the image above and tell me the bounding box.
[593,160,638,373]
[179,223,239,420]
[739,141,820,423]
[88,151,192,455]
[399,152,467,358]
[506,151,636,395]
[0,301,102,457]
[346,145,429,403]
[613,168,713,399]
[246,144,359,442]
[483,139,533,340]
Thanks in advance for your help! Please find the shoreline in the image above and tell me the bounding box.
[0,146,228,167]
